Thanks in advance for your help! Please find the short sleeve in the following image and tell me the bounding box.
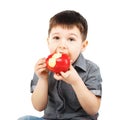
[30,73,39,93]
[85,65,102,97]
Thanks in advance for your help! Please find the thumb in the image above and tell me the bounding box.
[60,71,70,79]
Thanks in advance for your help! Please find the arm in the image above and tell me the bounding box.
[31,78,48,111]
[54,65,101,115]
[71,78,101,115]
[31,58,49,111]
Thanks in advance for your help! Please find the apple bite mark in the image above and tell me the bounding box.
[48,58,56,67]
[48,53,62,67]
[52,53,62,59]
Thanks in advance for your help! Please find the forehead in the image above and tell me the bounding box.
[50,25,81,35]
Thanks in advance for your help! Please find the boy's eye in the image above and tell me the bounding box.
[69,38,75,41]
[53,36,60,40]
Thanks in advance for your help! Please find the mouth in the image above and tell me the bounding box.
[54,51,72,60]
[56,51,68,55]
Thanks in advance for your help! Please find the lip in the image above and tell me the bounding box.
[57,51,69,55]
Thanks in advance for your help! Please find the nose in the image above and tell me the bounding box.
[58,39,67,49]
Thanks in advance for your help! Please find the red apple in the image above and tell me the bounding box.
[46,53,70,73]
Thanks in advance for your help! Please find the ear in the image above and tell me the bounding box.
[81,40,88,52]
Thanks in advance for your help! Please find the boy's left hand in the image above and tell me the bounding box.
[54,65,81,85]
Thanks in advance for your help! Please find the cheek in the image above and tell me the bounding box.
[70,53,78,63]
[48,44,56,53]
[69,47,81,62]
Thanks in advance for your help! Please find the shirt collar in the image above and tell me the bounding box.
[73,53,87,72]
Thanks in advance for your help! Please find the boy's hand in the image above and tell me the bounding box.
[54,65,81,85]
[34,58,49,80]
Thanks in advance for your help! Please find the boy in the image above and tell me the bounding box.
[18,10,102,120]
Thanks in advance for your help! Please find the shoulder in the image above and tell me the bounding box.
[85,58,102,84]
[86,59,100,72]
[74,53,100,72]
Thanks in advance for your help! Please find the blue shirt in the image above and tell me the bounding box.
[31,53,102,120]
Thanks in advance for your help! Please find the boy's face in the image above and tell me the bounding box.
[47,25,88,63]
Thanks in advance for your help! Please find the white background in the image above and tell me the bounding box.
[0,0,120,119]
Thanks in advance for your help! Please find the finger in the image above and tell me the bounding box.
[70,59,74,64]
[35,59,47,71]
[35,67,46,73]
[36,63,46,69]
[60,71,70,78]
[54,73,63,80]
[37,57,46,65]
[36,68,48,76]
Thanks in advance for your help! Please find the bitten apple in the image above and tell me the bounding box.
[46,53,70,73]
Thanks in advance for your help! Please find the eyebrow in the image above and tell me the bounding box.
[69,33,78,37]
[51,32,78,37]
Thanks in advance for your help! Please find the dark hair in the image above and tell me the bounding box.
[48,10,88,41]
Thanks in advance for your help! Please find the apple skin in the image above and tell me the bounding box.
[46,53,70,73]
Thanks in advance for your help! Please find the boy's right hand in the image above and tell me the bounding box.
[34,57,49,80]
